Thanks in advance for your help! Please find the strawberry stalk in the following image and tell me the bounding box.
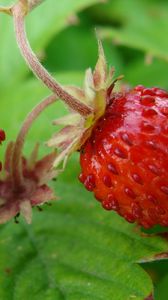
[12,2,92,117]
[12,94,57,190]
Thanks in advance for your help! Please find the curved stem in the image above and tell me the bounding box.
[12,94,57,189]
[12,3,92,116]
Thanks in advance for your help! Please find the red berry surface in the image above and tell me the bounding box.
[79,86,168,228]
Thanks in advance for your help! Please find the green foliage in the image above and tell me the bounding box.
[0,0,168,299]
[0,159,167,300]
[155,273,168,300]
[89,0,168,61]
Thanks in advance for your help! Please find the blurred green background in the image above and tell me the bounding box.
[0,0,168,299]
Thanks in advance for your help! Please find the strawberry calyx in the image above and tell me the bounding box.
[0,135,56,224]
[0,140,57,225]
[0,95,59,225]
[47,40,122,169]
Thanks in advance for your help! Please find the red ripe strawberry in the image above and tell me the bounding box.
[79,85,168,228]
[46,41,168,229]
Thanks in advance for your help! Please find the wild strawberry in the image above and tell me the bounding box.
[47,40,168,228]
[79,85,168,228]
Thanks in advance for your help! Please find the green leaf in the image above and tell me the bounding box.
[124,58,168,89]
[0,156,168,300]
[45,23,123,75]
[0,71,168,300]
[155,273,168,300]
[0,0,102,86]
[90,0,168,61]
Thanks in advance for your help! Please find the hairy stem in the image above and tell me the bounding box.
[12,3,92,116]
[28,0,46,10]
[12,94,57,189]
[21,0,46,11]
